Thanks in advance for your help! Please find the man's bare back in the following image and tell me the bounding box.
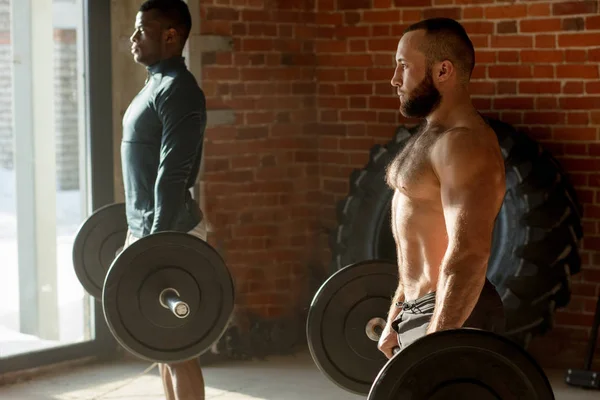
[386,119,505,302]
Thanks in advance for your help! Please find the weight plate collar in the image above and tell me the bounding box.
[102,231,235,363]
[307,259,398,395]
[72,202,127,299]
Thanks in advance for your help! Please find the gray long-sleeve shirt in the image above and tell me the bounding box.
[121,56,206,238]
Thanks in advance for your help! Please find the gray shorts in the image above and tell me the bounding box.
[390,278,506,350]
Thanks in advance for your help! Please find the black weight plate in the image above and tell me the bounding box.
[72,202,127,299]
[102,231,235,363]
[307,259,397,395]
[368,329,555,400]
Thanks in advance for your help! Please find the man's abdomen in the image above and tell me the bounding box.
[392,195,448,300]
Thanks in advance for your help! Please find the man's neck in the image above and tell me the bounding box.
[425,88,477,129]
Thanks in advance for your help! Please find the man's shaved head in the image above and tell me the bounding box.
[403,18,475,85]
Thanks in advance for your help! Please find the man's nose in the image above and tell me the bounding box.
[390,69,402,88]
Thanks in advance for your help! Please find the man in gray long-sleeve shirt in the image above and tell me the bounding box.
[122,1,207,399]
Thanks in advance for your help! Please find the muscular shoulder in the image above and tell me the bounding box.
[430,124,504,185]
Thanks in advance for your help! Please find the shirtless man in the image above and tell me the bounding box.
[377,18,507,359]
[122,0,208,398]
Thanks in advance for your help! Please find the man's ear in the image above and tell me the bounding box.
[435,60,454,83]
[164,28,177,44]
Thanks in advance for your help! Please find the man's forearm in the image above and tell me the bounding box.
[386,283,404,325]
[426,258,487,334]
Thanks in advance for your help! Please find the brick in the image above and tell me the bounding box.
[335,26,370,38]
[521,50,563,63]
[338,83,374,95]
[455,0,495,4]
[537,97,558,109]
[533,65,555,78]
[347,70,366,81]
[485,4,527,19]
[528,2,551,16]
[463,7,483,19]
[559,33,600,48]
[520,19,562,33]
[374,0,392,7]
[469,81,495,95]
[566,50,587,62]
[402,9,423,22]
[473,97,492,110]
[316,12,344,25]
[523,111,566,125]
[535,34,556,48]
[350,97,368,108]
[363,10,401,23]
[519,81,561,94]
[491,36,533,48]
[345,12,361,25]
[339,0,371,7]
[372,26,391,36]
[315,40,347,53]
[497,81,517,94]
[563,17,585,31]
[368,38,399,52]
[489,65,532,79]
[493,97,534,110]
[423,8,462,20]
[554,127,596,141]
[568,112,590,125]
[590,49,600,62]
[475,50,497,64]
[553,1,598,16]
[587,82,600,94]
[318,54,373,67]
[471,35,489,48]
[563,82,584,94]
[395,0,431,6]
[557,65,599,79]
[369,96,398,109]
[463,21,495,35]
[588,15,600,29]
[498,51,519,63]
[560,97,600,109]
[204,66,240,80]
[206,7,239,21]
[496,21,517,35]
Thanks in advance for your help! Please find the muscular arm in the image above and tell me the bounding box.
[426,128,505,334]
[151,80,207,233]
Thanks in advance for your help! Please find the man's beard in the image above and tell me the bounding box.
[400,67,442,118]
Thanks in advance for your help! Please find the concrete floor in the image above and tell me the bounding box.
[0,351,598,400]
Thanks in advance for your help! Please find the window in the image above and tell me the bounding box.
[0,0,116,373]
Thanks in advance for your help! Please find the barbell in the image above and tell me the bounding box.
[306,260,555,399]
[72,202,235,363]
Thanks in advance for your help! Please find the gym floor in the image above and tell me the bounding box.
[0,351,597,400]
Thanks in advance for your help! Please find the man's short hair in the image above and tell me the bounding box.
[404,18,475,84]
[140,0,192,44]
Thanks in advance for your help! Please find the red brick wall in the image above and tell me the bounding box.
[200,0,600,367]
[199,0,323,323]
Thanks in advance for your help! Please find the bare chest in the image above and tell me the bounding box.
[386,129,441,195]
